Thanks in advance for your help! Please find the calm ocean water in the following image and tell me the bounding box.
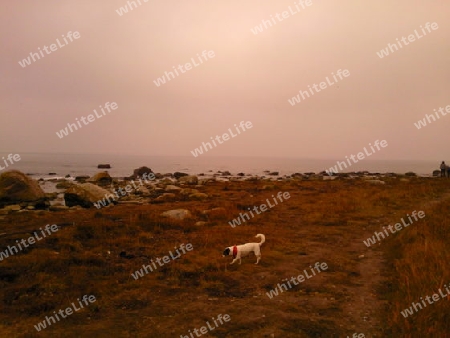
[1,153,439,179]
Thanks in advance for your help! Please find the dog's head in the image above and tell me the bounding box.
[222,247,231,257]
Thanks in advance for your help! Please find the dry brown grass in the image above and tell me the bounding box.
[384,188,450,337]
[0,177,449,337]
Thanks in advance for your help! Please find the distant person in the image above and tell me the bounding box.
[447,165,450,178]
[441,161,446,177]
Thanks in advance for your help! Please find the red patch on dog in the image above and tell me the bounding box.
[232,246,237,258]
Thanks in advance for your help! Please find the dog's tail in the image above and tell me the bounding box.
[255,234,265,246]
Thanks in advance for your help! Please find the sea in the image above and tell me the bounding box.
[1,153,439,180]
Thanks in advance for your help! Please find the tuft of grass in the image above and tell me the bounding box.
[384,196,450,337]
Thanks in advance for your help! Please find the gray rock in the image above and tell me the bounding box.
[64,183,113,208]
[161,209,192,220]
[202,207,225,216]
[198,178,215,185]
[87,171,112,186]
[160,178,175,185]
[173,172,188,179]
[165,185,182,192]
[55,180,74,189]
[130,166,154,179]
[180,188,199,196]
[179,175,198,185]
[189,193,208,200]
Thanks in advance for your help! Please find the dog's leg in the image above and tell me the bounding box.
[230,258,238,265]
[255,255,261,264]
[239,258,242,265]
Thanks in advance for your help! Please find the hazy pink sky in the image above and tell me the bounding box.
[1,1,449,160]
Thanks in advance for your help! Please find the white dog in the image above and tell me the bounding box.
[222,234,265,265]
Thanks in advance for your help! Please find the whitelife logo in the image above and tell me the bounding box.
[414,103,450,130]
[131,243,193,280]
[153,50,215,87]
[401,283,450,318]
[250,0,313,35]
[190,121,253,157]
[266,262,328,299]
[180,314,230,338]
[288,69,350,106]
[0,224,59,262]
[363,211,425,247]
[55,102,118,139]
[229,191,290,227]
[376,22,438,59]
[18,31,80,68]
[115,0,149,16]
[34,295,96,331]
[0,153,21,172]
[325,140,388,176]
[93,173,156,209]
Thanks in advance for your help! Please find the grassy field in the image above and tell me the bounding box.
[0,177,449,337]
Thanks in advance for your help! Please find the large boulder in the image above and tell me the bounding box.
[173,172,188,179]
[64,183,113,208]
[0,170,45,207]
[178,175,198,185]
[130,166,153,179]
[87,171,112,186]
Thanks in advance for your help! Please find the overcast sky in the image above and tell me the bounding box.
[1,1,449,160]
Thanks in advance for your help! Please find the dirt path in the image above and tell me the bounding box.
[342,231,387,337]
[345,189,450,337]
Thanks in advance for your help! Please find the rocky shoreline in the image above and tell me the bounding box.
[0,166,440,217]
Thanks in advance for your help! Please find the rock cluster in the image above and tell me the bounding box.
[0,170,46,209]
[0,167,432,215]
